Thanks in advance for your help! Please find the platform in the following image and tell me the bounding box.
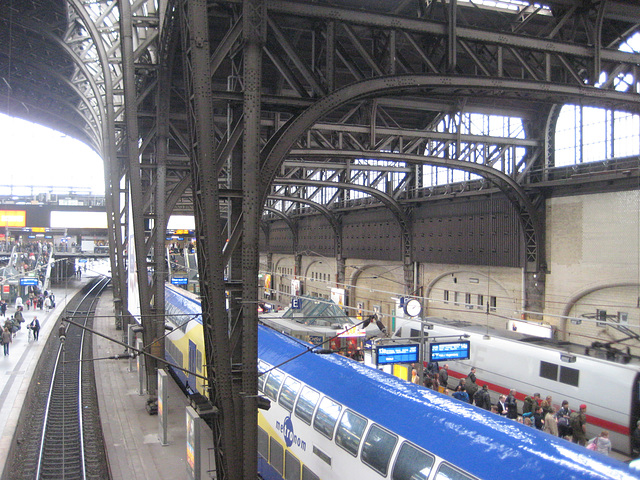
[0,276,86,474]
[93,287,216,480]
[0,271,215,479]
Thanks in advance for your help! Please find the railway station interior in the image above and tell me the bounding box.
[1,0,640,479]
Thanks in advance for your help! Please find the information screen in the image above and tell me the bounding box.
[376,344,419,365]
[429,341,471,362]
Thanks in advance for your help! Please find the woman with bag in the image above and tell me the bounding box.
[587,431,611,455]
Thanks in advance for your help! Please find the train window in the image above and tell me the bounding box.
[361,424,398,476]
[285,451,301,480]
[258,426,269,460]
[302,465,319,480]
[392,442,435,480]
[279,377,301,412]
[559,366,579,387]
[264,369,286,401]
[313,397,342,440]
[270,437,284,475]
[257,361,270,393]
[335,409,367,456]
[295,386,320,425]
[434,463,476,480]
[539,361,559,381]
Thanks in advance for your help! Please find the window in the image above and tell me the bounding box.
[295,386,320,425]
[392,442,435,480]
[257,361,269,392]
[270,437,284,475]
[539,361,558,381]
[302,466,319,480]
[258,426,269,460]
[279,377,301,412]
[285,451,301,480]
[361,424,398,476]
[444,290,449,303]
[559,366,579,387]
[477,294,483,310]
[489,296,497,311]
[264,369,285,401]
[435,463,476,480]
[313,397,342,439]
[335,410,367,456]
[453,292,459,306]
[465,293,472,309]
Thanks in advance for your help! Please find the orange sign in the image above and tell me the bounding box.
[0,210,26,227]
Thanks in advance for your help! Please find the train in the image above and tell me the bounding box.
[163,283,639,479]
[393,317,640,454]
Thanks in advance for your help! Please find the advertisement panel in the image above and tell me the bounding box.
[0,210,26,227]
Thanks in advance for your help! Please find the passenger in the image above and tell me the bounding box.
[522,394,536,415]
[532,406,545,430]
[452,385,470,404]
[1,326,11,355]
[423,373,433,389]
[465,368,479,403]
[570,404,588,446]
[541,395,553,416]
[496,395,507,416]
[556,400,572,439]
[15,296,23,310]
[505,389,519,419]
[587,430,612,456]
[430,373,439,392]
[438,364,449,389]
[44,296,52,312]
[29,317,41,341]
[523,416,533,427]
[474,384,492,411]
[427,361,439,376]
[411,368,420,384]
[543,407,558,436]
[0,300,5,316]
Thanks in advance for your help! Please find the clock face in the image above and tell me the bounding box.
[405,299,421,317]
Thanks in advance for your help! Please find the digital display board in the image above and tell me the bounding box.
[20,277,39,286]
[376,344,419,365]
[171,277,188,285]
[429,341,471,362]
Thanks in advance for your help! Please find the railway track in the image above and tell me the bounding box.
[6,277,111,480]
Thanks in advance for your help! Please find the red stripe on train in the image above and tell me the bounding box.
[443,368,630,436]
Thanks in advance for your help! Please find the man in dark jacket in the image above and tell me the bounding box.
[505,389,518,419]
[474,384,492,410]
[571,404,588,445]
[438,364,449,389]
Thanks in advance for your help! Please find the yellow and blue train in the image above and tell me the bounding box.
[164,283,638,480]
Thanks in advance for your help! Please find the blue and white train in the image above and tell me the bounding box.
[164,283,639,480]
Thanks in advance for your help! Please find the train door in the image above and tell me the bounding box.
[188,340,197,389]
[630,372,640,451]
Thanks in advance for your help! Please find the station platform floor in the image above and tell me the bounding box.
[0,271,215,479]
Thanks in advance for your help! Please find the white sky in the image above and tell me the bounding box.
[0,113,105,195]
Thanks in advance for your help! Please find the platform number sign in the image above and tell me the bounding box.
[291,298,301,309]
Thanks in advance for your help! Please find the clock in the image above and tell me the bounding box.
[404,298,422,317]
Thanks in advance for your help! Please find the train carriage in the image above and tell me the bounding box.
[164,283,640,479]
[393,318,640,454]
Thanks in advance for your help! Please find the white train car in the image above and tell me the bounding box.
[393,317,640,454]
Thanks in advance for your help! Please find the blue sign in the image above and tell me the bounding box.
[291,298,301,309]
[308,335,323,345]
[429,341,471,362]
[20,277,39,286]
[171,277,189,285]
[376,344,419,365]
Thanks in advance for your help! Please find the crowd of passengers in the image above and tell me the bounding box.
[408,362,640,457]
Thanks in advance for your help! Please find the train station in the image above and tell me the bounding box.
[1,0,640,479]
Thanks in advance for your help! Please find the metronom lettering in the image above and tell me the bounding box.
[276,419,307,451]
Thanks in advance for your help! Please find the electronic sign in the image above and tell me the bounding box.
[376,344,419,366]
[20,277,39,286]
[171,277,188,285]
[429,341,471,362]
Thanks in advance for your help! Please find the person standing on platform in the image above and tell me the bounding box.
[2,326,11,355]
[571,404,588,446]
[474,384,492,411]
[543,407,559,436]
[505,389,518,419]
[44,295,52,313]
[439,364,449,389]
[29,317,41,341]
[556,400,572,439]
[465,368,479,403]
[0,300,6,317]
[411,368,420,384]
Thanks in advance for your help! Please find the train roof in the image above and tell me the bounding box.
[258,325,637,480]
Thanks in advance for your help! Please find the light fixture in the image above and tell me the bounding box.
[560,353,576,363]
